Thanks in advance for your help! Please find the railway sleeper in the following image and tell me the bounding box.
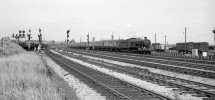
[54,50,215,99]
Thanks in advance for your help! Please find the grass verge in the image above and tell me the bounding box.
[0,41,64,100]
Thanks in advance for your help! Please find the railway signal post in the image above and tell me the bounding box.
[213,27,215,50]
[66,30,70,53]
[27,30,32,41]
[12,30,26,43]
[27,30,32,50]
[36,28,43,52]
[38,28,43,47]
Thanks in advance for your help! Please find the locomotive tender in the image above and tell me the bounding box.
[69,37,152,54]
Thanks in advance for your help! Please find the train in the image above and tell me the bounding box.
[151,43,165,52]
[69,37,153,54]
[176,42,209,53]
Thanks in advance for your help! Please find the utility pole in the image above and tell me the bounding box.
[1,37,3,48]
[155,33,156,44]
[164,35,166,50]
[185,27,187,53]
[92,37,95,50]
[213,27,215,50]
[111,31,114,40]
[87,33,90,50]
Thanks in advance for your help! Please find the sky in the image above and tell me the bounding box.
[0,0,215,45]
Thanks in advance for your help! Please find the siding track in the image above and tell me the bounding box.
[46,50,171,100]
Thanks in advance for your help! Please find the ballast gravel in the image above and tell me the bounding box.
[43,55,106,100]
[52,50,209,100]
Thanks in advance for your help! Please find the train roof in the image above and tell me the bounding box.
[176,42,208,44]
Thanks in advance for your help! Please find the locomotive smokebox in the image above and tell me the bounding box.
[142,37,151,48]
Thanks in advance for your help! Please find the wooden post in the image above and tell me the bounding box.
[185,27,187,53]
[1,37,3,48]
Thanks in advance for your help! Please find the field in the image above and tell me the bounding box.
[0,41,64,100]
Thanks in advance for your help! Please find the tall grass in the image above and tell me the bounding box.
[0,41,24,56]
[0,41,63,100]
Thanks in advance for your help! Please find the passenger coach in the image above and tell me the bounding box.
[69,37,152,54]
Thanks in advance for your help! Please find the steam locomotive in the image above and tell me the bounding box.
[69,37,153,54]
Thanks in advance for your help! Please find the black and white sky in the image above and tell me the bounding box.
[0,0,215,45]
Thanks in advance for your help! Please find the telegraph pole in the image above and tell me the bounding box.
[164,35,166,50]
[111,31,114,40]
[185,27,187,53]
[213,27,215,50]
[92,37,95,50]
[1,37,3,48]
[87,33,90,50]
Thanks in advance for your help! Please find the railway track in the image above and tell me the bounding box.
[54,49,215,100]
[89,50,215,71]
[46,50,171,100]
[151,52,215,64]
[66,48,214,65]
[63,49,215,79]
[126,51,215,65]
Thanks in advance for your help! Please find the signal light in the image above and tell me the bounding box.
[39,28,41,32]
[67,30,70,38]
[67,33,69,38]
[87,34,89,41]
[67,39,69,43]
